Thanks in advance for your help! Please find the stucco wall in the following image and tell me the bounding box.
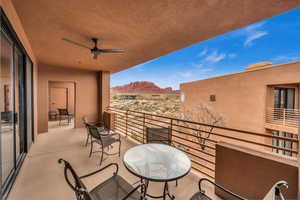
[180,61,300,133]
[37,64,99,133]
[215,142,298,199]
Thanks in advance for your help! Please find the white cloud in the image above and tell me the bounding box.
[198,49,208,57]
[243,22,266,33]
[198,67,213,75]
[228,21,268,47]
[228,53,237,59]
[244,31,268,47]
[272,55,300,63]
[204,51,226,63]
[191,63,203,68]
[180,71,193,78]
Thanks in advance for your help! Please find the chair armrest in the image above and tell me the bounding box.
[199,178,247,200]
[121,183,144,200]
[79,163,119,179]
[88,121,104,127]
[98,129,111,137]
[99,131,120,138]
[275,181,288,200]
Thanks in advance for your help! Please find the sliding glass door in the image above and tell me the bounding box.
[0,10,34,198]
[14,46,26,163]
[0,29,15,188]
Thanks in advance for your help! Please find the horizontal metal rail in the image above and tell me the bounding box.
[266,107,300,128]
[109,107,299,180]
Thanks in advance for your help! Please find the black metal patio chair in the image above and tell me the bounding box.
[82,116,105,147]
[190,178,247,200]
[145,127,178,186]
[190,178,289,200]
[58,108,73,125]
[58,159,144,200]
[146,127,172,145]
[87,124,121,166]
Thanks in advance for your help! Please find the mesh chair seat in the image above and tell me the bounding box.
[90,175,141,200]
[94,136,120,148]
[58,159,143,200]
[190,192,211,200]
[190,178,247,200]
[87,124,121,165]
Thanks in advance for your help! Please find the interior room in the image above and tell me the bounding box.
[48,81,75,131]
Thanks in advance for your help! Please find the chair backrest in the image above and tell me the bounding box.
[146,127,172,145]
[58,108,69,115]
[82,116,88,125]
[86,124,101,140]
[1,111,14,123]
[58,159,93,200]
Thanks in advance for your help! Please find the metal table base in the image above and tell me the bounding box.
[141,179,175,200]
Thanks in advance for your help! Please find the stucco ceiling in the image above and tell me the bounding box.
[12,0,300,73]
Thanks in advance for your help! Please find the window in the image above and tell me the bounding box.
[272,130,294,156]
[274,87,295,109]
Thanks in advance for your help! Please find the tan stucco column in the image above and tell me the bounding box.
[99,71,110,120]
[298,126,300,199]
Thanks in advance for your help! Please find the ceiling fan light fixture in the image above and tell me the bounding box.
[62,37,124,60]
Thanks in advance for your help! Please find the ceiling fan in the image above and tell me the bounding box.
[62,38,124,59]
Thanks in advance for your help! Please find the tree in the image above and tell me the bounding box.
[180,103,225,150]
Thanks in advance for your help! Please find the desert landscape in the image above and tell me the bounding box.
[110,81,181,117]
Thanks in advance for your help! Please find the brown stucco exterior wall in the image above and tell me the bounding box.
[1,0,38,138]
[37,64,100,133]
[215,142,298,200]
[180,61,300,134]
[49,81,75,113]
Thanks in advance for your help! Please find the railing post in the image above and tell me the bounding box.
[283,108,286,126]
[125,110,128,137]
[142,113,146,144]
[170,119,173,145]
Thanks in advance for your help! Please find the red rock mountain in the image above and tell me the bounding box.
[111,81,179,94]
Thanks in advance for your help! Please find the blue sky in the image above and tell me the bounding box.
[111,8,300,90]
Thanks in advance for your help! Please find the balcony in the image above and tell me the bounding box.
[265,108,300,134]
[8,108,299,200]
[2,0,300,199]
[8,127,220,200]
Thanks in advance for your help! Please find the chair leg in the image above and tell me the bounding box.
[118,141,121,157]
[99,146,104,166]
[85,134,89,147]
[89,141,94,157]
[176,180,178,187]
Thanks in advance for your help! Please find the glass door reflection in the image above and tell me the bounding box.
[0,30,15,186]
[14,46,26,162]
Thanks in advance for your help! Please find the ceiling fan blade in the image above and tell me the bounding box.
[62,38,91,49]
[99,49,125,53]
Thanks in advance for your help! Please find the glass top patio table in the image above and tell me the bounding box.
[123,143,191,182]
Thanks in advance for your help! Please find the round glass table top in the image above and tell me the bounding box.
[123,144,191,181]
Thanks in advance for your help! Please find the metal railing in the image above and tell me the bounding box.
[108,107,299,179]
[266,108,300,128]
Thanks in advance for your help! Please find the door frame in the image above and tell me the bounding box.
[47,81,76,129]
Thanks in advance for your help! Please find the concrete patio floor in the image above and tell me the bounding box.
[8,126,221,200]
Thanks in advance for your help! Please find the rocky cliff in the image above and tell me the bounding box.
[111,81,179,94]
